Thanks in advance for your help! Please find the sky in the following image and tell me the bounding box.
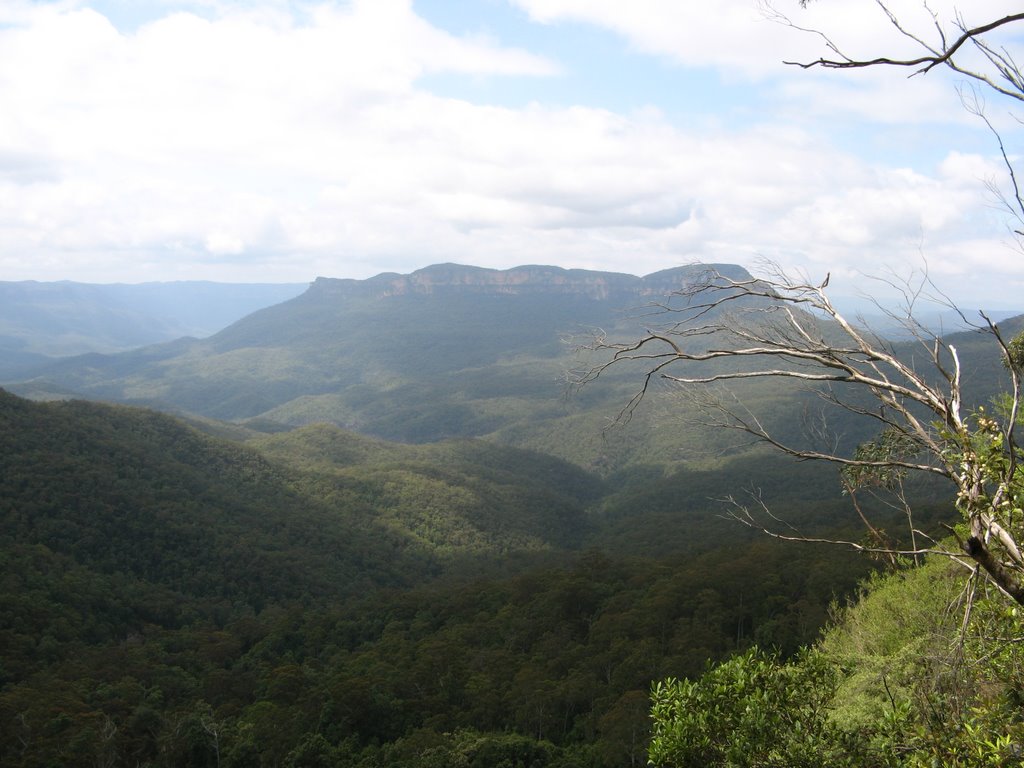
[1,0,1023,308]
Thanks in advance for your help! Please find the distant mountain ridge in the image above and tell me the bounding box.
[6,262,1021,473]
[6,263,758,464]
[308,262,752,300]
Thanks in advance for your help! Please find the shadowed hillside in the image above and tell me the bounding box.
[0,389,604,625]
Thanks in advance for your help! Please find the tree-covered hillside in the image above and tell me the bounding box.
[0,389,876,766]
[5,265,1020,767]
[0,389,616,610]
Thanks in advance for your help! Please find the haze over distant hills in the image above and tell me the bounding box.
[5,262,1021,473]
[2,264,747,461]
[0,280,306,373]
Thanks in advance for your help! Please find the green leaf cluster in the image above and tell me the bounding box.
[650,648,847,768]
[649,555,1024,767]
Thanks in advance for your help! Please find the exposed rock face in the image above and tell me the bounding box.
[307,262,752,302]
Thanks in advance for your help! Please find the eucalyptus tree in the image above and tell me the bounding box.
[580,265,1024,601]
[627,6,1024,767]
[581,3,1024,603]
[768,0,1024,243]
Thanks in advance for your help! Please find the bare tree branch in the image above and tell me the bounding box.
[576,264,1024,604]
[773,4,1024,101]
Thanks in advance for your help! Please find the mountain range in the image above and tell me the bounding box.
[6,262,1020,471]
[0,263,809,469]
[2,261,1015,766]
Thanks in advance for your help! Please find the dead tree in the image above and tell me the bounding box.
[767,2,1024,103]
[765,2,1024,243]
[577,265,1024,604]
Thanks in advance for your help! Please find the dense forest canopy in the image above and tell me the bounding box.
[0,388,881,766]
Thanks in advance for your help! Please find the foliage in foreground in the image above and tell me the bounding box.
[649,556,1024,767]
[646,320,1024,766]
[650,647,845,768]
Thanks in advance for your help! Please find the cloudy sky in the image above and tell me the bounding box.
[2,0,1023,307]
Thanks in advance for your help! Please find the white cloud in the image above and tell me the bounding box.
[0,1,1019,309]
[509,0,1024,126]
[509,0,881,76]
[509,0,1024,74]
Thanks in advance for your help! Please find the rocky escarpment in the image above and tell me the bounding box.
[306,262,753,302]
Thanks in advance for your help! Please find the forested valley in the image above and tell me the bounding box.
[0,384,880,766]
[7,0,1024,763]
[3,261,1024,767]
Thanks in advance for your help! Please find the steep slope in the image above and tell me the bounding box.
[0,390,599,632]
[0,390,413,610]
